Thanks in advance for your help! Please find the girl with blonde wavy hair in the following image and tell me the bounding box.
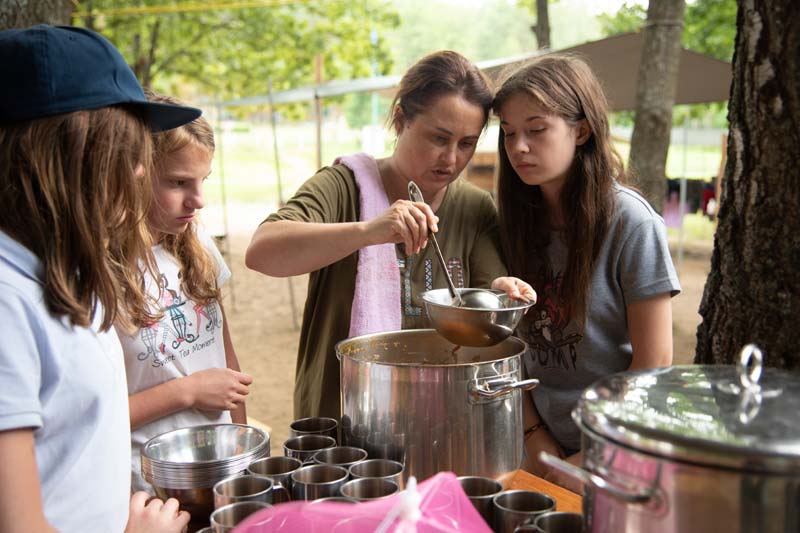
[0,25,200,533]
[120,91,252,495]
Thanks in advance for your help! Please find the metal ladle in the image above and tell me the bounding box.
[407,181,504,310]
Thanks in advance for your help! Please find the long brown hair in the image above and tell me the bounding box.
[147,91,220,313]
[0,107,157,331]
[389,50,494,132]
[493,54,626,323]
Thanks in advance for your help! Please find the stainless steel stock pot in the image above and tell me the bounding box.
[337,329,537,483]
[542,345,800,533]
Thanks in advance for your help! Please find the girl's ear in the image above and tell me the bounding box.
[575,119,591,146]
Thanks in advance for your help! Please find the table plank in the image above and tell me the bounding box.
[504,469,583,514]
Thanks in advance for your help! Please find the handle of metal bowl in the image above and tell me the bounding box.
[539,452,654,504]
[469,377,539,399]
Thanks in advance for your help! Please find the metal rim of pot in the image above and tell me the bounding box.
[540,344,800,504]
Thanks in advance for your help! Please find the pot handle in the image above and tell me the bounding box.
[470,377,539,399]
[538,452,654,504]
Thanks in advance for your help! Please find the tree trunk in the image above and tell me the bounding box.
[531,0,550,50]
[628,0,686,213]
[0,0,73,29]
[695,0,800,370]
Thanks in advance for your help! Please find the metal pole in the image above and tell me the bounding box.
[677,114,689,277]
[370,28,379,127]
[314,53,323,169]
[267,79,299,331]
[267,79,285,207]
[215,101,235,309]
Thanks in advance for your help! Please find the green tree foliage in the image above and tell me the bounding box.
[598,0,735,61]
[596,2,646,35]
[386,0,535,70]
[75,0,399,100]
[682,0,737,62]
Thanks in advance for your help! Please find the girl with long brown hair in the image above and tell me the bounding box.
[493,54,680,488]
[0,25,200,532]
[120,91,252,495]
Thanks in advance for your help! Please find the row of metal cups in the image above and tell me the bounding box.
[200,416,404,532]
[459,476,583,533]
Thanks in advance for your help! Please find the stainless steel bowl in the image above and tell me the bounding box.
[143,424,268,465]
[421,288,534,347]
[141,424,270,527]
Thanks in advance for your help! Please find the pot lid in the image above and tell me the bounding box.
[576,345,800,473]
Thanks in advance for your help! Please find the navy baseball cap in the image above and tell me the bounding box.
[0,25,201,132]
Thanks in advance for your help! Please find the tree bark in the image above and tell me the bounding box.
[628,0,686,213]
[695,0,800,370]
[0,0,73,29]
[531,0,550,50]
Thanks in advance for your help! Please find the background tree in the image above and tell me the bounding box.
[0,0,73,29]
[521,0,551,49]
[695,1,800,370]
[628,0,686,213]
[75,0,398,100]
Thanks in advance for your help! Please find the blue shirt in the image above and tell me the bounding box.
[0,230,130,532]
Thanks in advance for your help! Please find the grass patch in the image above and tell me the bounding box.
[667,213,717,242]
[205,122,725,206]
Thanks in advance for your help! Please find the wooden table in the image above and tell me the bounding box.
[501,469,583,514]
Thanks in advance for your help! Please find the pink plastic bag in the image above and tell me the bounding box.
[233,472,492,533]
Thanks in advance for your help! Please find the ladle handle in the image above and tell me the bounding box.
[407,181,462,305]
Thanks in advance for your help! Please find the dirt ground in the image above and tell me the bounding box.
[218,208,712,455]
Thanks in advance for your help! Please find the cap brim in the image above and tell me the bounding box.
[136,101,203,132]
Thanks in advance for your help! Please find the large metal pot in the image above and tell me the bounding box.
[337,329,537,482]
[542,346,800,533]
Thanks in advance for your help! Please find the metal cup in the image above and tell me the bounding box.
[246,456,302,503]
[289,417,339,442]
[493,490,556,533]
[531,511,584,533]
[348,458,405,489]
[458,475,503,527]
[290,464,349,501]
[312,446,369,469]
[283,434,336,463]
[341,478,399,502]
[213,474,288,509]
[210,501,271,533]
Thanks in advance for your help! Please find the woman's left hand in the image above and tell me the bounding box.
[491,276,536,304]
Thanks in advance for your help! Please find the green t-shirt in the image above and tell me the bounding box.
[265,162,508,419]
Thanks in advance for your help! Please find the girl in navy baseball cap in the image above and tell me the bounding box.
[0,25,198,533]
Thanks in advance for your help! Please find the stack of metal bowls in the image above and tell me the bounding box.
[141,424,270,525]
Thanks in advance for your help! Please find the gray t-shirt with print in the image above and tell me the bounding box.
[518,184,681,451]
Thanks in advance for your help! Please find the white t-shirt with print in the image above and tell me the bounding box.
[120,228,232,492]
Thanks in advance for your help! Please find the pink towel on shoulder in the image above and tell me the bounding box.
[334,153,402,337]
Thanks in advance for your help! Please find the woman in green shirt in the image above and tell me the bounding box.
[246,50,534,419]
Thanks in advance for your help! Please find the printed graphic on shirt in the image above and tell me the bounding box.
[136,273,221,367]
[523,267,582,371]
[401,256,464,318]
